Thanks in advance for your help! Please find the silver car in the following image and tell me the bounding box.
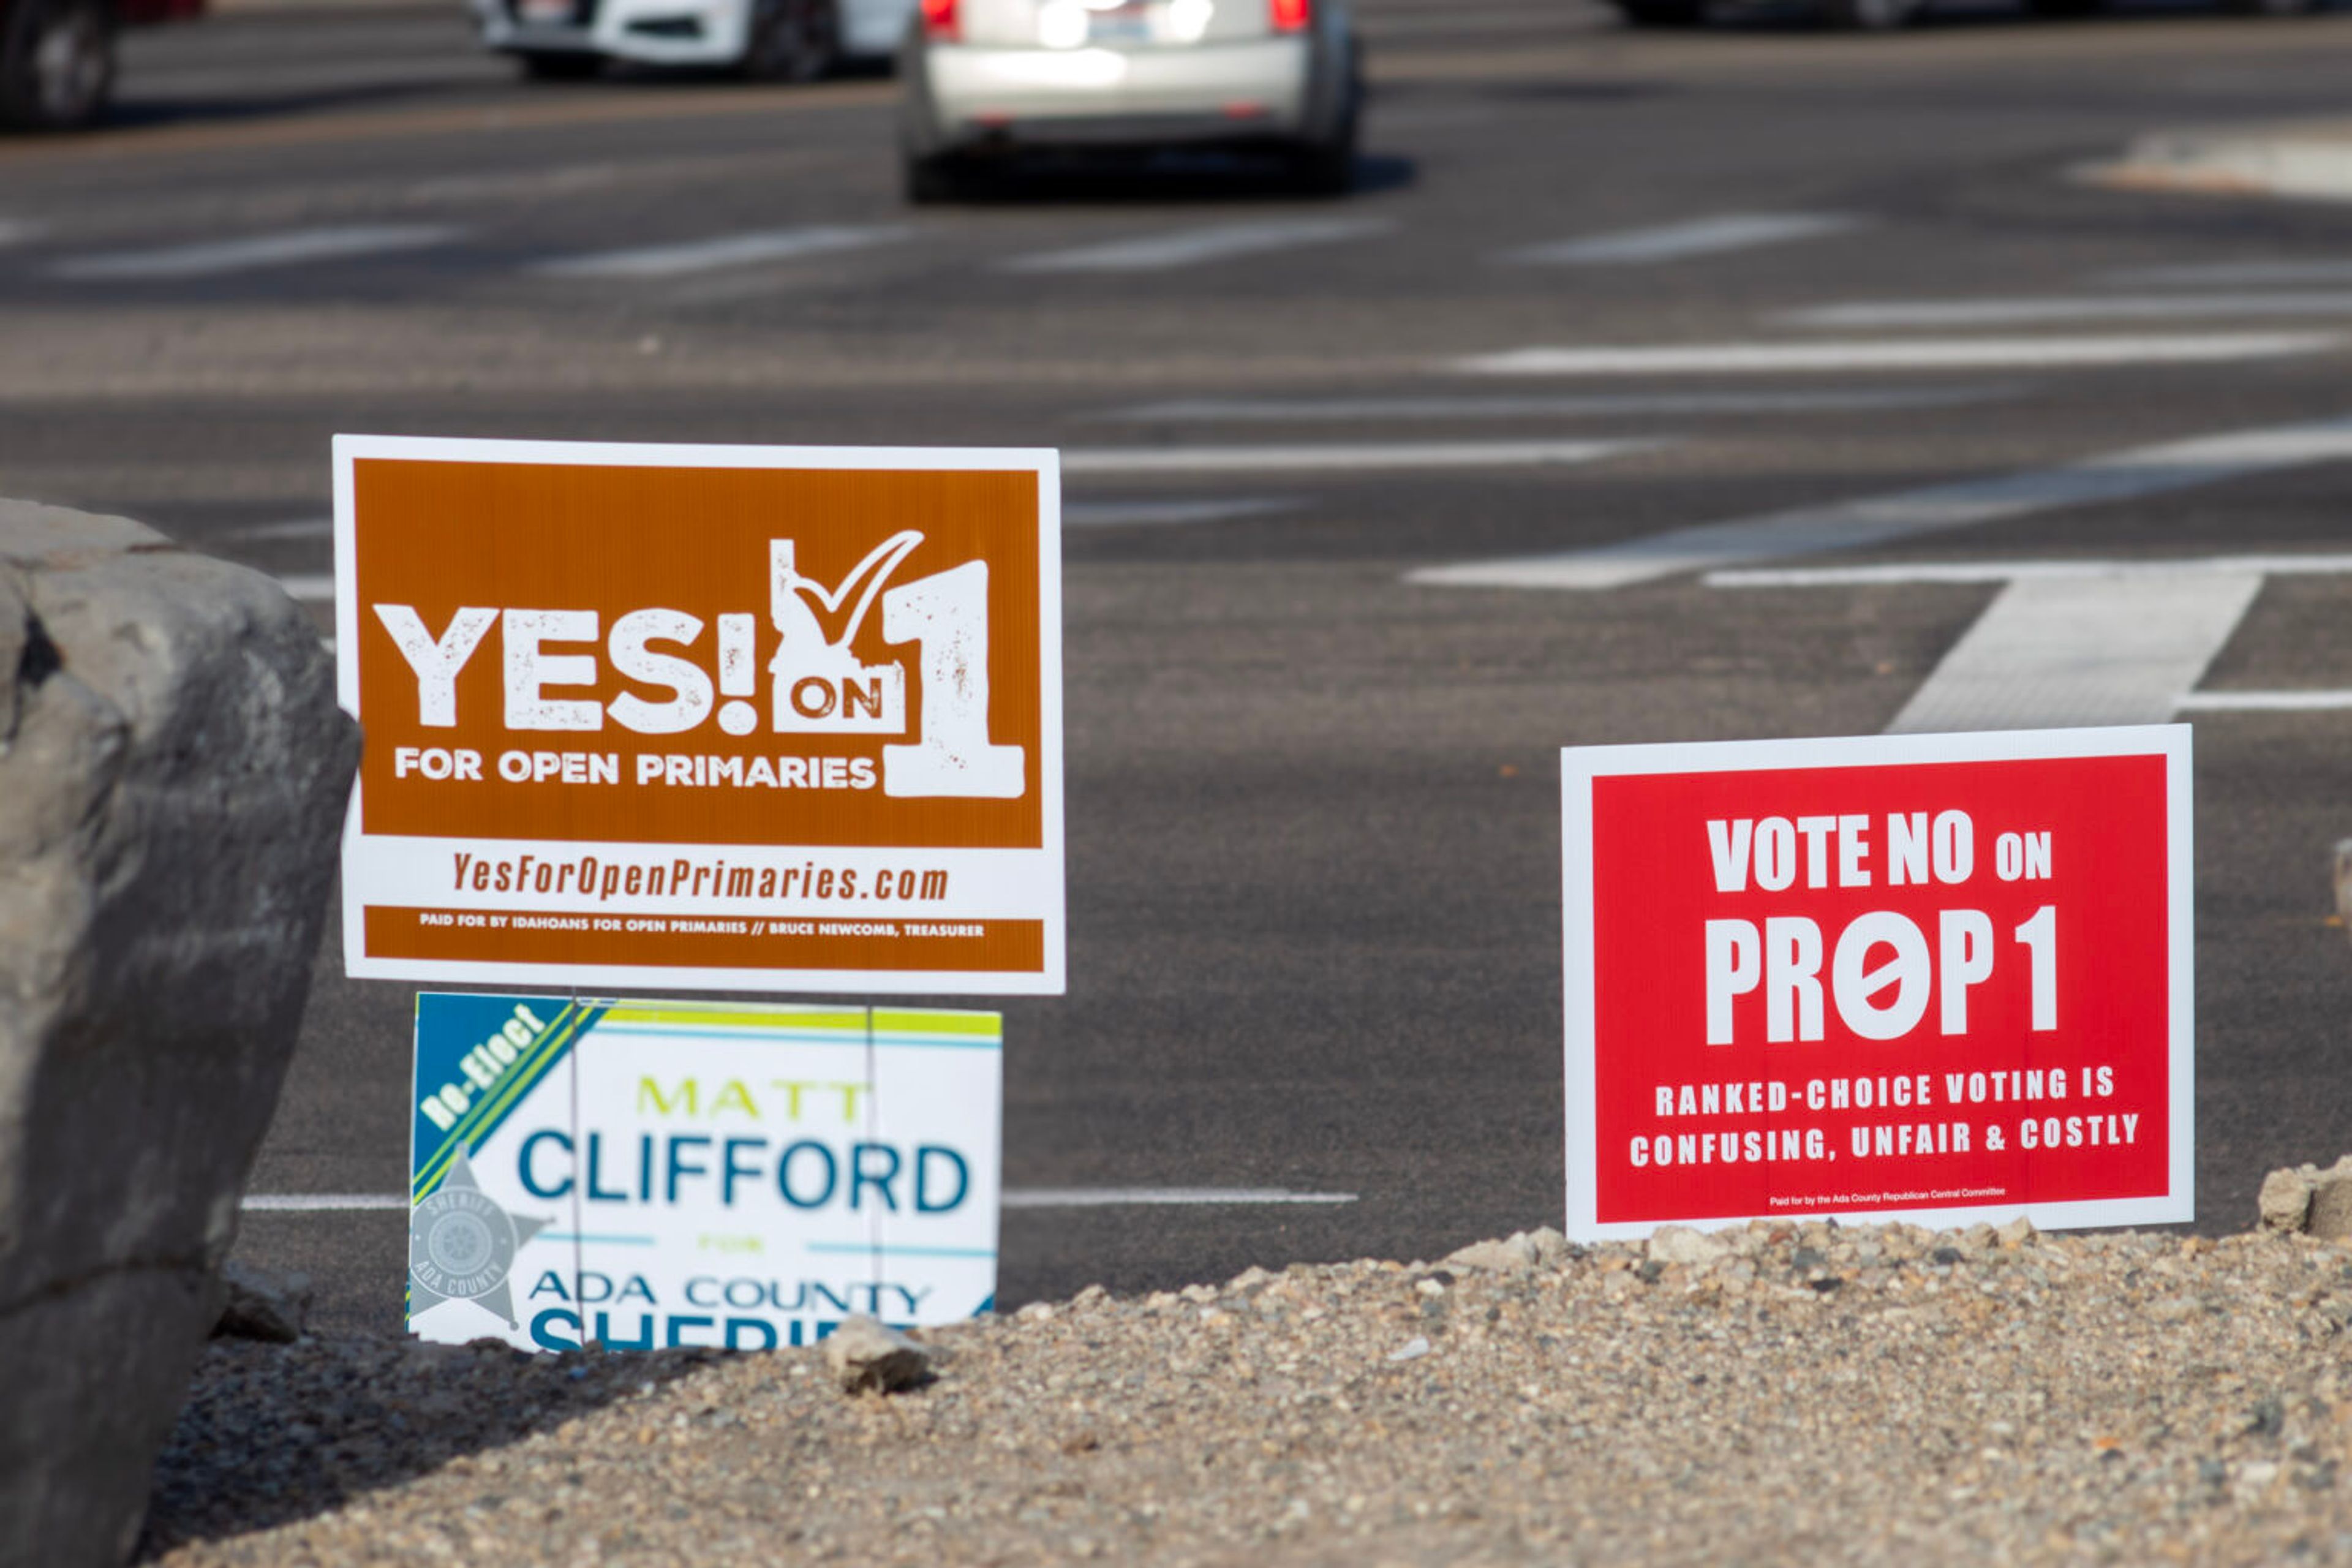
[899,0,1361,201]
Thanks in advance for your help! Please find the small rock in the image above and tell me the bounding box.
[1178,1284,1218,1305]
[213,1261,312,1344]
[1387,1336,1430,1363]
[1647,1226,1727,1268]
[1016,1302,1055,1324]
[1995,1216,2036,1248]
[2307,1157,2352,1240]
[1226,1266,1277,1295]
[1446,1234,1538,1272]
[823,1316,934,1396]
[1526,1226,1572,1265]
[2261,1164,2318,1233]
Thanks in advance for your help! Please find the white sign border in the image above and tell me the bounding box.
[1561,725,2193,1242]
[334,433,1066,997]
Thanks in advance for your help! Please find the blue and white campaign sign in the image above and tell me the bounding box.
[407,993,1001,1352]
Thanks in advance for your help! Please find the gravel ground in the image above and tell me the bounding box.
[141,1221,2352,1566]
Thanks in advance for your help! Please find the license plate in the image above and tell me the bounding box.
[1086,4,1153,40]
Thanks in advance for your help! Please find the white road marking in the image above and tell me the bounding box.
[1709,554,2352,729]
[2176,690,2352,711]
[535,225,910,279]
[0,219,43,248]
[279,574,335,603]
[1103,384,2021,423]
[999,1189,1360,1208]
[1065,497,1303,527]
[243,1188,1360,1212]
[1787,292,2352,330]
[1708,555,2352,587]
[1503,211,1858,266]
[53,224,461,281]
[228,517,332,541]
[1408,415,2352,591]
[2104,260,2352,288]
[1065,439,1651,475]
[1887,571,2265,731]
[1006,217,1390,274]
[1450,333,2337,377]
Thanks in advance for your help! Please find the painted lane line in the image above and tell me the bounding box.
[243,1188,1360,1212]
[1786,292,2352,330]
[1408,415,2352,592]
[2104,260,2352,288]
[1065,439,1651,475]
[534,224,910,279]
[1502,211,1859,267]
[229,518,332,541]
[1065,497,1303,527]
[1886,571,2264,732]
[1005,217,1389,274]
[52,224,461,281]
[1000,1189,1359,1208]
[1103,384,2022,424]
[2175,691,2352,712]
[0,218,43,248]
[1450,333,2337,377]
[1707,554,2352,729]
[279,574,334,603]
[1708,555,2352,587]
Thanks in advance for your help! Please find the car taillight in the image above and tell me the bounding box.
[921,0,958,39]
[1270,0,1311,31]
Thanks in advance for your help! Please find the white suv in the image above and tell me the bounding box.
[899,0,1361,200]
[475,0,908,80]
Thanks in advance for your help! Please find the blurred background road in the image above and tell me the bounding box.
[9,0,2352,1329]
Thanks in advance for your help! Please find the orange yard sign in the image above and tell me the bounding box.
[333,436,1065,995]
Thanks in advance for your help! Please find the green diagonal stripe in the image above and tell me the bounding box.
[411,1003,600,1202]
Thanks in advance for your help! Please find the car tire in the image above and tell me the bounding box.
[2024,0,2103,14]
[902,151,966,205]
[1612,0,1707,26]
[0,0,115,132]
[2224,0,2317,16]
[1823,0,1921,28]
[742,0,837,82]
[517,50,603,80]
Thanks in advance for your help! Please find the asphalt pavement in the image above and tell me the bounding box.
[10,0,2352,1330]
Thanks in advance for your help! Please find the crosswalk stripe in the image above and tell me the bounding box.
[1005,217,1390,274]
[2102,260,2352,288]
[1066,497,1302,527]
[1450,333,2338,376]
[2176,690,2352,712]
[52,224,461,281]
[1708,556,2352,587]
[1408,415,2352,590]
[1502,211,1858,266]
[1887,571,2265,732]
[1103,384,2020,423]
[1787,293,2352,330]
[534,224,910,279]
[1065,439,1652,475]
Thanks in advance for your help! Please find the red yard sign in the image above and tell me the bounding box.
[1561,728,2192,1239]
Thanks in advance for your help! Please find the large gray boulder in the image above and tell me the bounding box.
[0,500,358,1568]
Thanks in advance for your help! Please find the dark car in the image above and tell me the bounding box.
[2,0,200,130]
